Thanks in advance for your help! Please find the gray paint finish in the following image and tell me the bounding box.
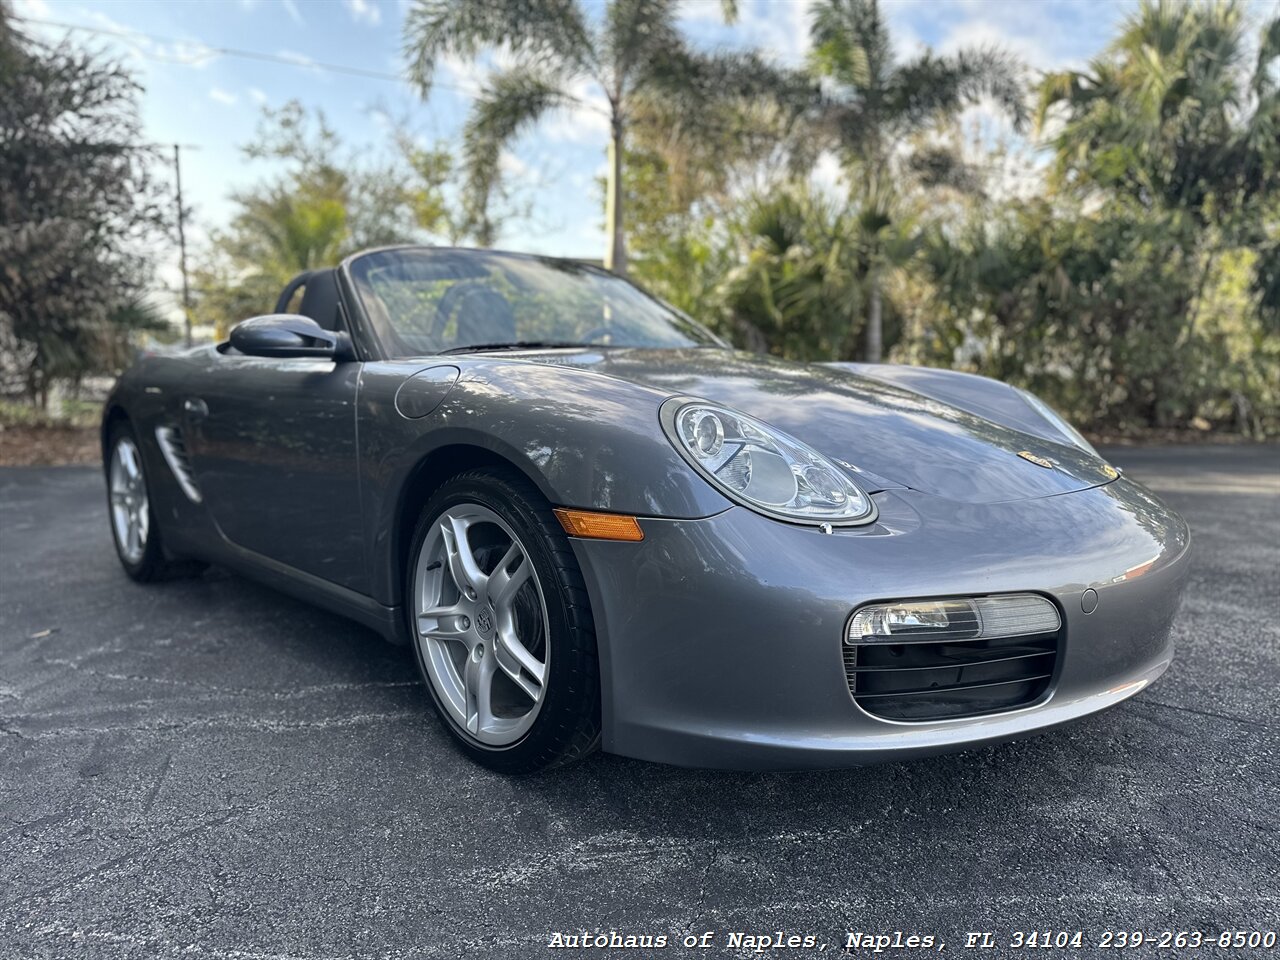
[578,477,1188,768]
[524,348,1116,503]
[98,250,1193,769]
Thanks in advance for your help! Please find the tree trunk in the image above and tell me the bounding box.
[604,114,627,277]
[28,362,49,411]
[1180,247,1216,347]
[866,271,883,363]
[733,315,769,354]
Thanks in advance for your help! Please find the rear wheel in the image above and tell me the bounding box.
[106,422,204,582]
[407,468,600,773]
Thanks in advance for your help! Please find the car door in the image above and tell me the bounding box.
[182,271,368,593]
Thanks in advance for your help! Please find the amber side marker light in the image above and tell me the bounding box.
[554,508,645,542]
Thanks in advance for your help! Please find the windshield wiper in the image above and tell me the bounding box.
[441,340,602,355]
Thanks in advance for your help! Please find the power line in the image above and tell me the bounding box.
[12,12,1028,193]
[10,14,479,97]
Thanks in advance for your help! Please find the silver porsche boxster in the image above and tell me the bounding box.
[102,245,1191,772]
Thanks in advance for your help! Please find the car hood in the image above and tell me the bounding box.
[521,347,1115,505]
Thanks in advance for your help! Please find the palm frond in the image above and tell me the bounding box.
[949,46,1029,130]
[108,296,170,333]
[1111,0,1192,63]
[1253,15,1280,97]
[807,0,889,91]
[1035,69,1087,134]
[403,0,593,94]
[461,64,572,244]
[604,0,681,96]
[907,145,984,196]
[637,48,812,133]
[888,45,1028,134]
[1040,0,1272,213]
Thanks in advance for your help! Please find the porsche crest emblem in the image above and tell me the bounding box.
[1017,450,1056,469]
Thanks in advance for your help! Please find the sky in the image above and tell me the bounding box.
[11,0,1152,315]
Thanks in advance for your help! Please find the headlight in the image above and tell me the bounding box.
[1016,388,1100,457]
[659,398,876,525]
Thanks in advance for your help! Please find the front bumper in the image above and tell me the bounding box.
[571,476,1191,770]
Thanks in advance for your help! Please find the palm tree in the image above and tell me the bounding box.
[1037,0,1279,223]
[719,184,865,360]
[806,0,1027,362]
[1037,0,1280,331]
[403,0,802,276]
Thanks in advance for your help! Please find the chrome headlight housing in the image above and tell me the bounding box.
[659,398,876,526]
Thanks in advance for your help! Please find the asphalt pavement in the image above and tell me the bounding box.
[1,445,1277,958]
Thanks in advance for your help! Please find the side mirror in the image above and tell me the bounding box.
[229,314,352,359]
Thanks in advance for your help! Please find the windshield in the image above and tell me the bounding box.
[347,247,721,357]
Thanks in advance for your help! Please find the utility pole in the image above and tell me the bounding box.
[174,143,193,347]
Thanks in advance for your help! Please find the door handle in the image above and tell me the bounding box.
[183,397,208,420]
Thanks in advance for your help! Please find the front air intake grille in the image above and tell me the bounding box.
[155,425,202,503]
[844,595,1062,722]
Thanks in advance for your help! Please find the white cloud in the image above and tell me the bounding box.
[885,14,926,62]
[937,19,1052,72]
[689,0,816,65]
[344,0,382,26]
[84,8,137,34]
[73,7,218,69]
[281,0,304,26]
[209,87,237,106]
[541,76,611,145]
[679,0,727,23]
[571,221,606,260]
[500,152,530,179]
[809,150,845,198]
[436,49,518,98]
[248,87,269,104]
[167,41,218,69]
[935,0,1126,73]
[12,0,52,18]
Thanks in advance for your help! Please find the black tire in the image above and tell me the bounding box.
[406,467,601,773]
[105,421,206,583]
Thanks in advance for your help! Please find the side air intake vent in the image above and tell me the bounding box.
[844,594,1062,722]
[155,425,202,503]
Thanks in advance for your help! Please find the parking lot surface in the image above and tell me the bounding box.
[1,445,1277,957]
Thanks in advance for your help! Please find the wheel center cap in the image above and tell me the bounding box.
[475,605,494,638]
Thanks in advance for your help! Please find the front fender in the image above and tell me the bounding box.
[357,357,731,604]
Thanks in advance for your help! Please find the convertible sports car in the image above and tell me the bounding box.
[102,245,1191,772]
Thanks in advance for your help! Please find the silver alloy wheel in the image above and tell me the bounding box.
[414,502,550,746]
[109,436,150,564]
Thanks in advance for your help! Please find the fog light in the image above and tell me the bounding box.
[847,593,1060,644]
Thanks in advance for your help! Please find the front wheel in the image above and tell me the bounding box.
[106,422,205,582]
[407,468,601,773]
